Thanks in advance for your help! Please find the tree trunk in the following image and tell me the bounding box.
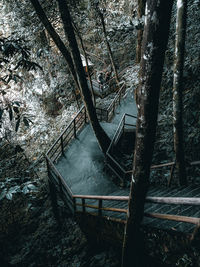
[57,0,110,154]
[98,11,120,86]
[173,0,188,186]
[136,0,146,63]
[73,23,96,106]
[121,1,173,266]
[30,0,80,101]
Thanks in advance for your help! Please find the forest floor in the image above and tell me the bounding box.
[1,125,200,267]
[0,141,122,267]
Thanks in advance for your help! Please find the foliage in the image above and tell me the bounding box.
[0,37,40,138]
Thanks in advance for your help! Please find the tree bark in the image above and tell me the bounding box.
[173,0,188,186]
[29,0,80,98]
[136,0,146,63]
[73,23,96,106]
[57,0,110,154]
[121,1,174,266]
[98,11,120,86]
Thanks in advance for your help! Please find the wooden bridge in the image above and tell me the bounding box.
[46,83,200,246]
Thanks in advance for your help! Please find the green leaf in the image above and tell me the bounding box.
[23,118,29,127]
[28,118,34,124]
[9,107,13,121]
[14,101,20,106]
[0,109,3,120]
[15,118,20,132]
[13,106,19,113]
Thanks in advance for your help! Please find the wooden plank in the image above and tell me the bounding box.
[102,207,127,213]
[76,203,127,213]
[144,212,200,225]
[151,162,175,169]
[190,161,200,166]
[146,197,200,205]
[124,123,136,127]
[73,195,129,201]
[46,107,85,156]
[124,113,137,119]
[46,156,73,197]
[76,210,127,224]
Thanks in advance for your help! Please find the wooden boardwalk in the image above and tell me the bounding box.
[46,83,200,245]
[74,185,200,233]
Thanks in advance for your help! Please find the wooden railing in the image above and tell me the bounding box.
[46,78,129,216]
[73,194,128,223]
[47,148,200,227]
[145,195,200,228]
[106,113,137,184]
[47,160,200,227]
[46,81,127,166]
[45,66,200,231]
[46,106,87,163]
[96,81,126,122]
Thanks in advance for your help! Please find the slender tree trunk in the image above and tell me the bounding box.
[57,0,110,154]
[121,1,173,266]
[73,24,96,106]
[173,0,188,186]
[30,0,80,101]
[39,29,81,109]
[38,30,53,87]
[98,11,120,86]
[136,0,146,63]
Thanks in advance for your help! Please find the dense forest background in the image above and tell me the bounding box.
[0,0,200,266]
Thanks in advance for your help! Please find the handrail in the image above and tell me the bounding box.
[124,113,137,119]
[106,113,136,184]
[146,196,200,205]
[151,161,175,169]
[46,106,86,157]
[107,114,125,153]
[94,81,126,122]
[144,212,200,225]
[73,193,129,219]
[46,155,74,198]
[107,153,127,174]
[75,203,127,214]
[190,161,200,166]
[73,194,129,201]
[107,82,125,111]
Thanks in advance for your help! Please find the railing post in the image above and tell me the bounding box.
[84,107,87,123]
[82,198,86,213]
[168,161,176,187]
[98,199,102,216]
[61,136,64,156]
[122,115,125,134]
[48,179,61,224]
[59,178,63,194]
[46,158,50,177]
[73,119,76,138]
[73,198,76,213]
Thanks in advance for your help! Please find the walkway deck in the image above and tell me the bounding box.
[54,90,200,234]
[47,87,200,245]
[56,90,137,196]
